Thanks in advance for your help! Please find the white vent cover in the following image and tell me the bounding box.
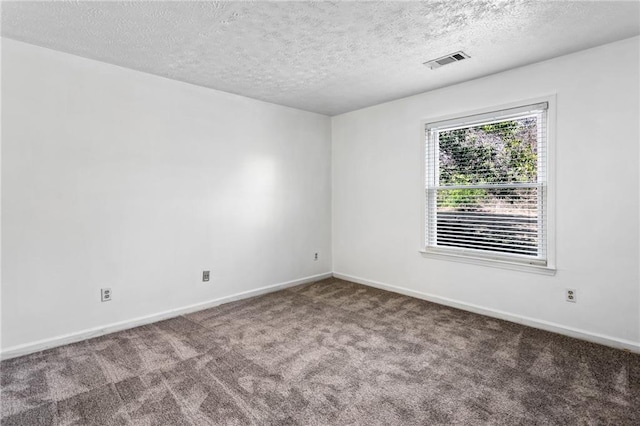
[423,51,470,70]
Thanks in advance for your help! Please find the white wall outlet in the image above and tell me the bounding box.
[101,288,112,302]
[566,288,577,303]
[203,270,210,282]
[314,252,319,261]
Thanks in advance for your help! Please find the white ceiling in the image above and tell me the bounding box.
[2,1,639,116]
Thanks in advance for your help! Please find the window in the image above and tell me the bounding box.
[424,101,552,269]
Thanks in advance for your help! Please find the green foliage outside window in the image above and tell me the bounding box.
[438,117,538,210]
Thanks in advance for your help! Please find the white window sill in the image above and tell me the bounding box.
[419,249,556,276]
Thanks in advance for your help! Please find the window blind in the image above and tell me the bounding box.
[425,103,548,265]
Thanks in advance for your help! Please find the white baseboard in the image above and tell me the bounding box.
[1,272,333,360]
[333,272,640,354]
[4,270,638,359]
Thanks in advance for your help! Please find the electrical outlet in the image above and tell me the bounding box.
[314,252,319,261]
[566,288,577,303]
[203,270,210,282]
[101,288,112,302]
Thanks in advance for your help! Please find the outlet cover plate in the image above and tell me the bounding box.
[101,288,112,302]
[566,288,577,303]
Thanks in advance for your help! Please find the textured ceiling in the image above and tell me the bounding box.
[2,1,639,116]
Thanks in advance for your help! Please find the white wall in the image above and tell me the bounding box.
[3,35,639,356]
[332,37,640,349]
[1,39,332,352]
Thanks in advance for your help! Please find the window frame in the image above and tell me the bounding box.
[419,96,556,274]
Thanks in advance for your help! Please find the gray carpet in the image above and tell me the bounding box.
[1,277,638,425]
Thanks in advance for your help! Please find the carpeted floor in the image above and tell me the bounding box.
[1,277,638,425]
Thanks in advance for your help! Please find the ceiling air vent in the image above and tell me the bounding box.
[423,51,470,70]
